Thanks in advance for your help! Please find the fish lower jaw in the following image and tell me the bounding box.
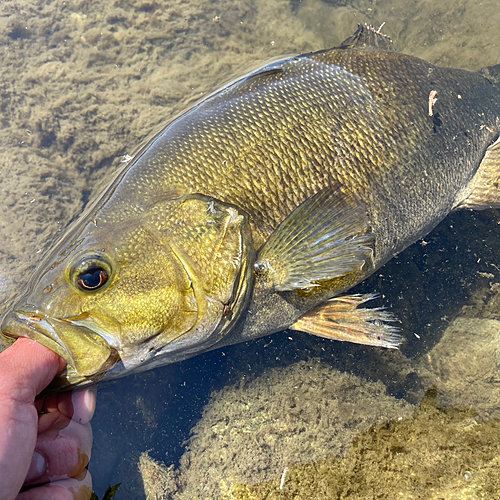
[1,310,72,359]
[1,309,120,385]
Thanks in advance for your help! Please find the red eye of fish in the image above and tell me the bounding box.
[76,267,109,291]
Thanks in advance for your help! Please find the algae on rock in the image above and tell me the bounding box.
[140,377,500,500]
[233,389,500,500]
[419,317,500,420]
[140,359,415,499]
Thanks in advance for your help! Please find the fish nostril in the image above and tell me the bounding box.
[28,315,42,322]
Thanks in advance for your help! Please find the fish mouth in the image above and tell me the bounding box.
[1,309,120,390]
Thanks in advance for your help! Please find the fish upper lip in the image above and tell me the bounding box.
[2,310,118,376]
[9,309,68,338]
[2,310,68,350]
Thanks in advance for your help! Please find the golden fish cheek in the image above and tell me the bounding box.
[88,247,199,346]
[99,286,198,346]
[156,194,254,318]
[93,270,201,372]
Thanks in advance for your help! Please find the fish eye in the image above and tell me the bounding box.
[70,256,112,292]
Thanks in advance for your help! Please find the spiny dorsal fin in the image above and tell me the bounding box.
[254,185,374,292]
[338,24,396,53]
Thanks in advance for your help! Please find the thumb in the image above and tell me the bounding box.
[0,338,65,500]
[0,338,65,400]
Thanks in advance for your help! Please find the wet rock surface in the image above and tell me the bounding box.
[419,317,500,420]
[233,390,500,500]
[140,360,415,499]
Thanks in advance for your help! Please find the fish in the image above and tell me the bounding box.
[2,25,500,390]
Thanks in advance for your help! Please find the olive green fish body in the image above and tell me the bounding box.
[107,38,500,262]
[3,26,500,389]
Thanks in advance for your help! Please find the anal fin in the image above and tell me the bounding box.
[290,293,401,349]
[455,135,500,210]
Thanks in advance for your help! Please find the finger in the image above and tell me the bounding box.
[64,387,97,425]
[25,419,93,486]
[38,387,96,434]
[17,469,93,500]
[37,411,64,435]
[0,339,66,500]
[43,387,97,425]
[0,338,66,399]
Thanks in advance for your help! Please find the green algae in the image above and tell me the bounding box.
[233,389,500,500]
[139,360,415,499]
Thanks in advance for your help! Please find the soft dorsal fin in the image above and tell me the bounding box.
[243,63,284,84]
[338,24,396,53]
[480,64,500,92]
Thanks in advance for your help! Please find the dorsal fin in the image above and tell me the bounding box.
[338,24,396,53]
[243,64,284,83]
[480,64,500,92]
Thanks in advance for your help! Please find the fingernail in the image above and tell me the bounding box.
[25,450,47,482]
[71,387,97,424]
[84,386,97,414]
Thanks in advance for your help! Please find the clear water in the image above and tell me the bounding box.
[1,0,500,498]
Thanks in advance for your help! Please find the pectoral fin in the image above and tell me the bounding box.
[255,185,374,291]
[290,293,401,348]
[455,135,500,210]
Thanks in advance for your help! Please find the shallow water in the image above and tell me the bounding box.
[1,0,500,498]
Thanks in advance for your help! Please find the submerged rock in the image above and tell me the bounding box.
[234,389,500,499]
[140,359,415,499]
[419,315,500,420]
[140,454,178,500]
[139,366,500,500]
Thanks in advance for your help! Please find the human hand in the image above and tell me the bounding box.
[0,338,96,500]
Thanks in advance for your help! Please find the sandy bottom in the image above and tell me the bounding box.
[1,0,500,498]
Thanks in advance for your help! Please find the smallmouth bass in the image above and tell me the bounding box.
[2,25,500,390]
